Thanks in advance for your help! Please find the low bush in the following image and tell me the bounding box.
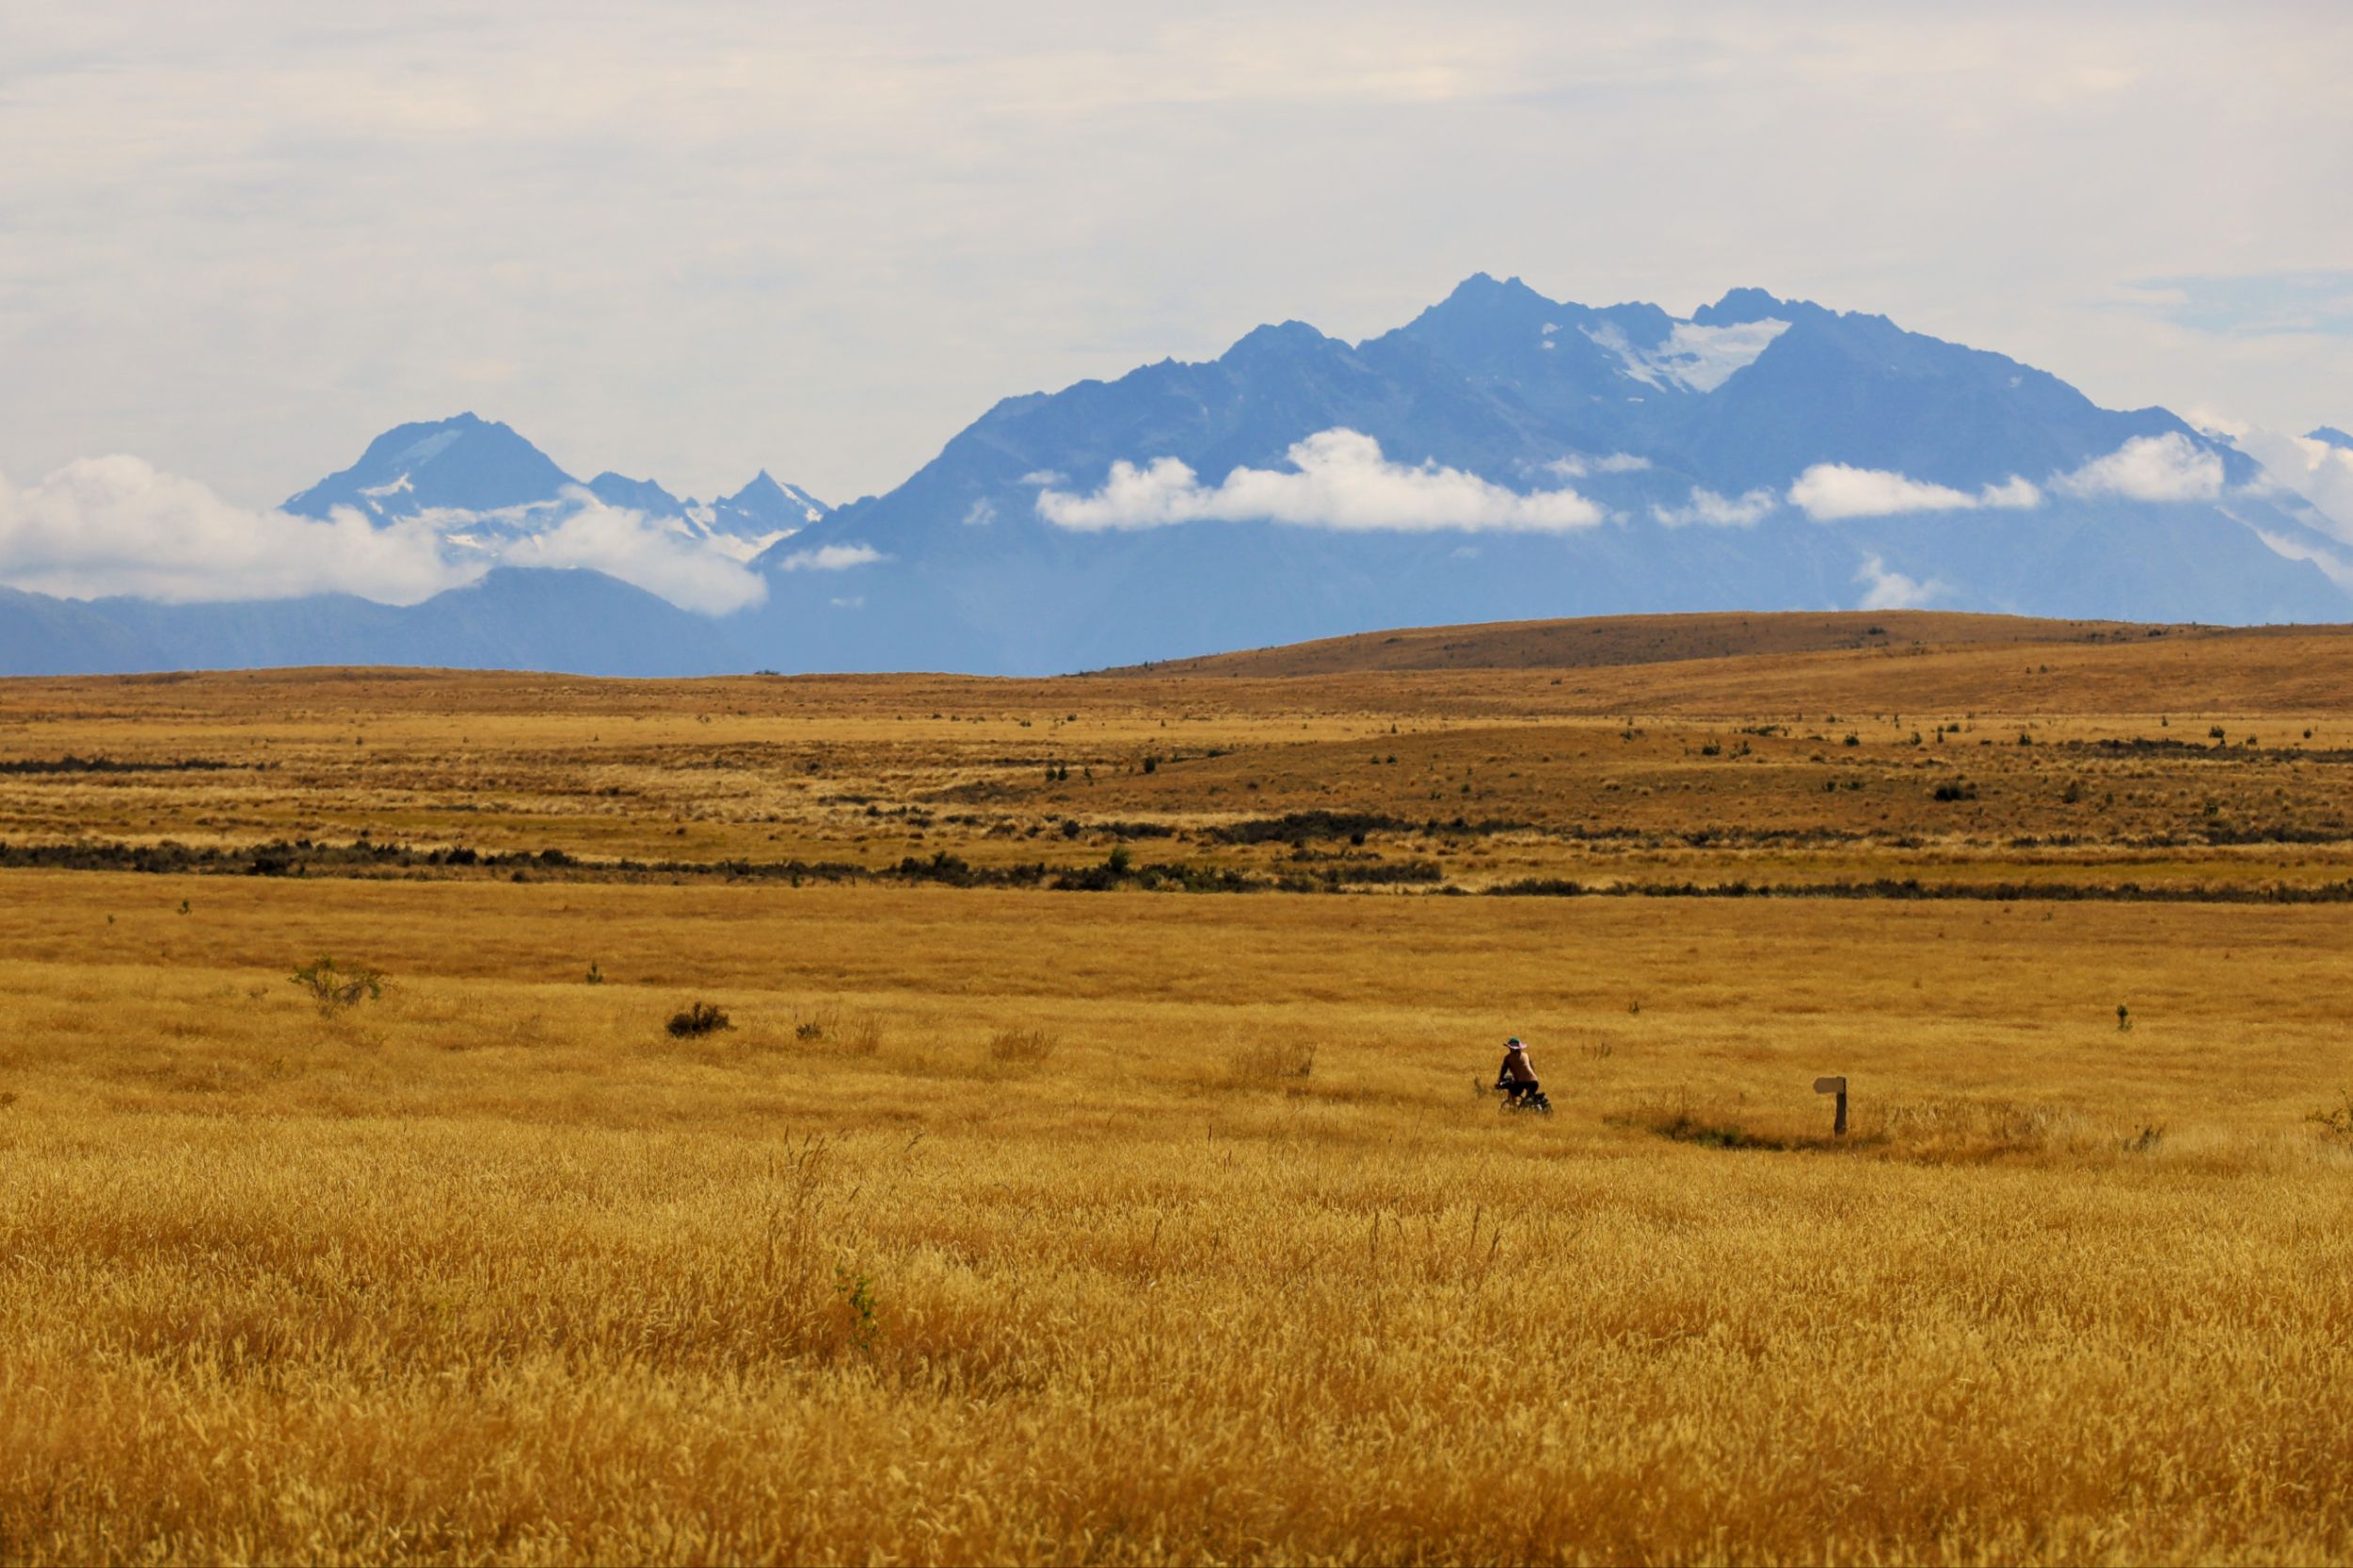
[2306,1092,2353,1144]
[666,1001,732,1038]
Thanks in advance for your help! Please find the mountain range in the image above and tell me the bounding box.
[3,277,2349,676]
[282,411,830,564]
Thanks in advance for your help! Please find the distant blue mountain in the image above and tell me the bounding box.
[0,569,744,678]
[746,276,2348,672]
[1,280,2345,677]
[712,472,830,536]
[284,413,828,557]
[284,412,573,520]
[584,472,686,516]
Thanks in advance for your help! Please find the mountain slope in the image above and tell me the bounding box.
[0,569,744,677]
[284,412,573,520]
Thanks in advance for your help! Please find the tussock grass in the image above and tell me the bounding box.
[1,880,2351,1560]
[1225,1036,1318,1083]
[984,1026,1059,1064]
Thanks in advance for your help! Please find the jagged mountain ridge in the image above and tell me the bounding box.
[1,277,2347,677]
[284,411,828,560]
[744,278,2345,671]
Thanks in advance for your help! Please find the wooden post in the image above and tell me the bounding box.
[1814,1075,1848,1136]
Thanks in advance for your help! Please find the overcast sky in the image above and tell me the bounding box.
[4,1,2347,508]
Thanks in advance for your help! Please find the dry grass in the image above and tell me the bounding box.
[0,872,2350,1563]
[985,1026,1060,1064]
[3,625,2353,1562]
[2,618,2351,897]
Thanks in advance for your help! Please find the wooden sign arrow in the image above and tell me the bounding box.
[1814,1076,1849,1135]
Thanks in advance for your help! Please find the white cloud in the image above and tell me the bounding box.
[494,491,768,614]
[1787,464,2041,520]
[0,457,766,614]
[2219,424,2353,543]
[776,542,886,571]
[1037,428,1604,533]
[0,456,467,605]
[1651,486,1775,527]
[961,498,998,526]
[1016,470,1064,486]
[2248,526,2353,594]
[1854,553,1944,610]
[2052,431,2223,503]
[1545,453,1652,478]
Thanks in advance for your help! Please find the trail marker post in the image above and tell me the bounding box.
[1814,1075,1849,1136]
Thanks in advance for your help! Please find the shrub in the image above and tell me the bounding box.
[986,1027,1059,1064]
[2306,1092,2353,1144]
[666,1001,732,1038]
[290,956,387,1016]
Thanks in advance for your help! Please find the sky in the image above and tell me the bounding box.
[3,1,2348,510]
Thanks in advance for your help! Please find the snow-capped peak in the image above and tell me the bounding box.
[1582,317,1792,393]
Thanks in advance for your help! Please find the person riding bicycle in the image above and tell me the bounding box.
[1495,1036,1546,1108]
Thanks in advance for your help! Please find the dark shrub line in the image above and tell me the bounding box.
[10,836,2349,904]
[0,755,241,776]
[1484,876,2353,904]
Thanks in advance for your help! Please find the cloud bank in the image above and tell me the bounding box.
[496,491,769,613]
[1037,429,1604,533]
[1788,465,2042,521]
[2051,432,2224,503]
[0,458,765,614]
[1786,435,2226,522]
[1031,431,2245,538]
[2217,424,2353,544]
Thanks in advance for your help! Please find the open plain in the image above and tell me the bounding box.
[3,612,2352,1564]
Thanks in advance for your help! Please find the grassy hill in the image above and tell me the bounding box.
[1101,610,2262,677]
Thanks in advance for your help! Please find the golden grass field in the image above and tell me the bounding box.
[3,612,2352,1564]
